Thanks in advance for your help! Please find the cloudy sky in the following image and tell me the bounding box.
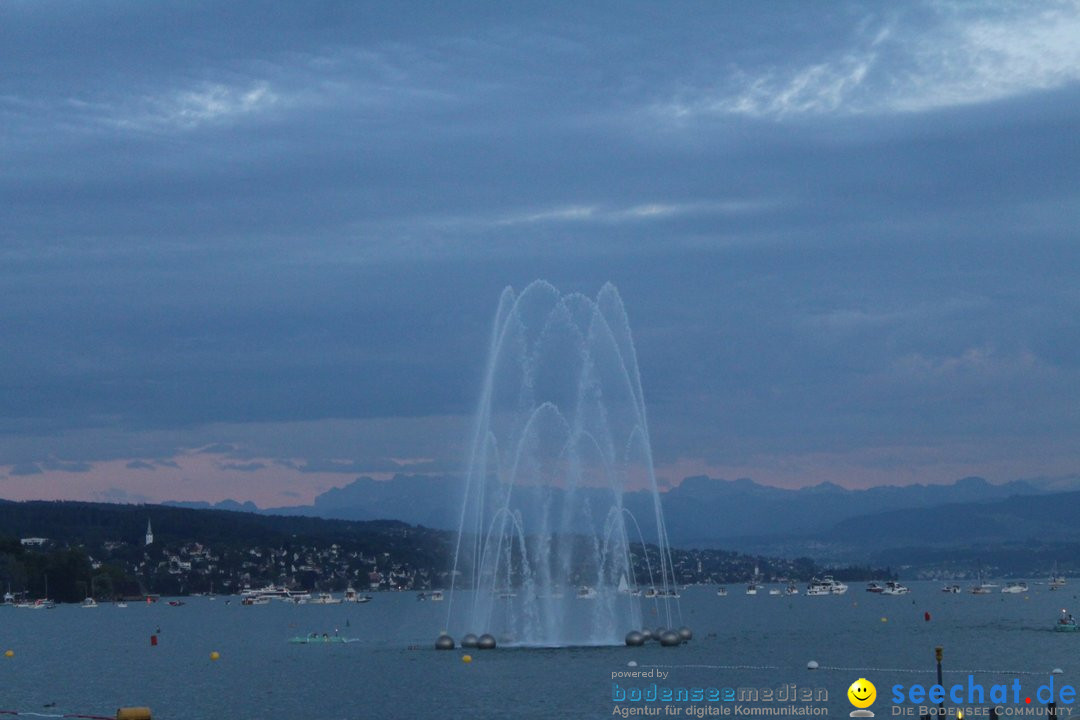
[2,1,1079,507]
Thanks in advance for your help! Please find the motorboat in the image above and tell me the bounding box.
[784,583,799,596]
[1049,566,1066,591]
[576,586,598,600]
[941,584,961,593]
[81,597,99,608]
[1001,582,1028,594]
[882,581,910,596]
[1055,610,1078,633]
[865,582,884,593]
[806,576,848,595]
[768,587,782,596]
[306,592,342,605]
[428,590,444,601]
[716,586,727,596]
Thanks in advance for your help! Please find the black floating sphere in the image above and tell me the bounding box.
[461,633,479,648]
[678,627,693,642]
[659,631,680,647]
[435,634,455,650]
[640,629,653,641]
[653,628,667,641]
[625,631,645,647]
[477,633,497,650]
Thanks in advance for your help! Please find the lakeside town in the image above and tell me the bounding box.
[0,501,888,604]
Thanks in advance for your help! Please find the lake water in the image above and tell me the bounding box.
[2,581,1077,719]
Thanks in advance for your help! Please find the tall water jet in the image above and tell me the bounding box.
[445,281,680,646]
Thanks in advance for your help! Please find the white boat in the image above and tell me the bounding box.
[865,582,884,593]
[81,597,99,608]
[881,581,909,596]
[2,591,14,605]
[768,587,782,596]
[576,586,598,600]
[806,576,848,595]
[941,584,961,593]
[115,601,128,608]
[970,584,994,595]
[240,584,296,604]
[784,583,799,596]
[428,590,444,602]
[1049,565,1066,590]
[1001,582,1028,594]
[716,586,728,596]
[306,592,342,605]
[746,565,764,595]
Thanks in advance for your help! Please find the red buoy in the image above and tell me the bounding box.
[150,634,158,646]
[924,611,931,622]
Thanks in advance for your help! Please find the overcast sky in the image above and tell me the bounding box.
[2,1,1079,506]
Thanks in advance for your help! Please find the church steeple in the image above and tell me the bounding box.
[145,519,154,546]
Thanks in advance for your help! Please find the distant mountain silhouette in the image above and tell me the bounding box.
[252,472,1076,547]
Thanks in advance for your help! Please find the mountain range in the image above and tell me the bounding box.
[166,473,1080,573]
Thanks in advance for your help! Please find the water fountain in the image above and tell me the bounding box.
[443,281,682,647]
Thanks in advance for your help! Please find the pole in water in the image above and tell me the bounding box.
[935,646,944,715]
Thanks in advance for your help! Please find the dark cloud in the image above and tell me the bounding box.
[1,2,1078,491]
[10,463,43,476]
[126,460,157,470]
[218,462,267,473]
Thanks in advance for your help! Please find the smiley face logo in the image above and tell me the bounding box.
[848,678,876,716]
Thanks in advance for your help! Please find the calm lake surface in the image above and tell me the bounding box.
[2,581,1077,719]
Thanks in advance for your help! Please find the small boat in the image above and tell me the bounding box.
[941,584,961,593]
[1049,566,1066,591]
[747,565,764,595]
[576,586,598,600]
[865,582,884,593]
[644,587,658,598]
[1055,610,1078,633]
[1001,582,1028,594]
[428,590,444,601]
[307,592,342,605]
[784,583,799,596]
[288,633,355,644]
[81,597,99,608]
[768,587,782,596]
[167,600,185,606]
[882,581,910,596]
[115,601,128,608]
[716,586,727,597]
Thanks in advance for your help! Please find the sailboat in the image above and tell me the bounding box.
[970,564,995,594]
[1049,563,1066,590]
[746,564,764,595]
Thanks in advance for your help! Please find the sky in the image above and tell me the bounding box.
[2,1,1079,507]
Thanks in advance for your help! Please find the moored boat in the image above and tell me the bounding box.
[807,576,848,595]
[882,581,910,596]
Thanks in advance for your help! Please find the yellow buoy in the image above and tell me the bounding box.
[210,651,220,661]
[462,654,473,663]
[4,649,13,658]
[880,617,888,623]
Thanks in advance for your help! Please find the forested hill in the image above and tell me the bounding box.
[0,498,436,549]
